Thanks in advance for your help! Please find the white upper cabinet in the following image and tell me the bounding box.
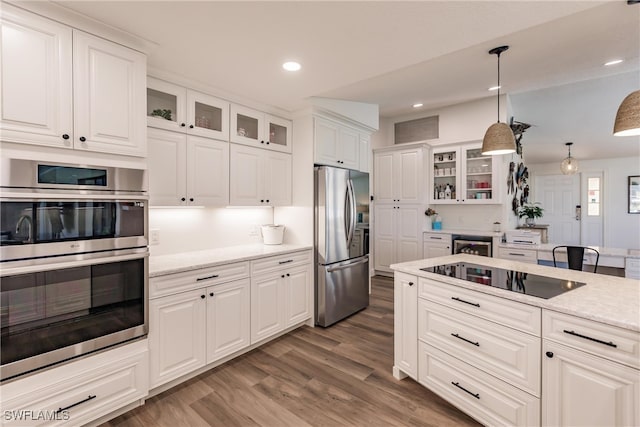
[230,104,292,153]
[374,147,424,204]
[147,77,229,142]
[314,117,362,170]
[430,143,501,204]
[0,5,146,157]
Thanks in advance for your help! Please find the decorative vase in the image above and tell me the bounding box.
[432,215,442,230]
[525,217,535,227]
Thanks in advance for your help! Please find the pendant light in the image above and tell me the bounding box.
[560,142,579,175]
[482,46,516,155]
[613,89,640,136]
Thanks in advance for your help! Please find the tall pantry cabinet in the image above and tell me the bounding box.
[373,145,427,273]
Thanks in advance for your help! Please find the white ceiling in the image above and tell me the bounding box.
[53,0,640,164]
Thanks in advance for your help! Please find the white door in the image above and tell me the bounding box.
[338,126,360,170]
[397,149,422,204]
[0,6,73,148]
[230,103,264,146]
[186,90,229,141]
[73,30,146,157]
[149,289,206,388]
[285,266,311,327]
[582,172,604,247]
[314,117,340,166]
[374,205,396,271]
[229,145,263,206]
[187,135,229,206]
[206,279,250,363]
[543,340,639,427]
[374,152,395,204]
[423,242,451,258]
[147,129,187,206]
[264,114,292,153]
[264,150,292,206]
[534,174,581,245]
[393,272,418,379]
[250,273,284,344]
[396,206,422,263]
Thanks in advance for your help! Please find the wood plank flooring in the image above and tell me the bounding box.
[101,276,480,427]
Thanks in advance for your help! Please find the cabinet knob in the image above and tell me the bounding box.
[408,281,414,286]
[189,124,194,129]
[189,198,194,202]
[209,292,214,297]
[261,199,264,203]
[545,351,554,358]
[181,197,186,202]
[200,295,206,299]
[62,134,70,140]
[181,123,186,127]
[281,275,285,278]
[266,141,270,145]
[286,273,290,277]
[266,199,269,203]
[261,140,265,144]
[79,136,86,142]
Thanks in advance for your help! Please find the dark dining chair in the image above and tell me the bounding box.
[552,245,600,273]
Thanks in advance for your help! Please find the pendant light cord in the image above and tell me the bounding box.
[497,52,501,123]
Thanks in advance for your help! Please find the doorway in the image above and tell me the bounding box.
[534,174,580,245]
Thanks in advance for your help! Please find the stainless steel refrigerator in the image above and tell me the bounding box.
[315,166,369,327]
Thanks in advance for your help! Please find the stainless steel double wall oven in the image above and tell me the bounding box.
[0,159,149,381]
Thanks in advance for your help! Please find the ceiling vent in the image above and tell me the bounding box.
[394,115,439,144]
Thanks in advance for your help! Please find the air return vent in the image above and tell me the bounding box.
[394,115,439,144]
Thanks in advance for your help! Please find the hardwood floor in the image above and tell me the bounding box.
[102,276,479,427]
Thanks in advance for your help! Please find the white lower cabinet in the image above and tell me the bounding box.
[423,232,452,258]
[374,204,422,272]
[206,279,250,363]
[1,340,148,427]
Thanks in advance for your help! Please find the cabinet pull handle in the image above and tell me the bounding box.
[408,281,414,286]
[189,124,194,129]
[196,274,219,282]
[181,123,186,127]
[209,292,214,297]
[429,236,442,240]
[508,252,525,256]
[79,136,86,142]
[57,395,96,413]
[181,197,186,202]
[278,259,294,264]
[451,382,479,399]
[62,134,70,140]
[545,351,554,358]
[451,333,480,347]
[563,329,617,348]
[451,297,480,307]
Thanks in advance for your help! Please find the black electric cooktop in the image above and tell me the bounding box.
[421,262,586,299]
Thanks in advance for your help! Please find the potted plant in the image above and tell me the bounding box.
[518,203,544,226]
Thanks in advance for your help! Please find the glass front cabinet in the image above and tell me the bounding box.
[230,104,292,153]
[147,77,229,141]
[430,143,501,204]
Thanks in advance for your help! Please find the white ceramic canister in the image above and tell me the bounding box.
[261,224,285,245]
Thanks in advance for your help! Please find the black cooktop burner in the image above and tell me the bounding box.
[421,262,586,299]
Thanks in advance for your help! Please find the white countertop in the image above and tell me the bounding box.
[150,244,312,277]
[498,242,640,259]
[391,254,640,332]
[424,228,502,238]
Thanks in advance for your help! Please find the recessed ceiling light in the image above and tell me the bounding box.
[282,61,301,71]
[604,59,624,66]
[488,85,501,91]
[412,103,423,108]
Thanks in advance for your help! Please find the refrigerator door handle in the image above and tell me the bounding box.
[326,256,369,273]
[346,179,356,248]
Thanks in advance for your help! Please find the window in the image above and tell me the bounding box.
[587,177,600,216]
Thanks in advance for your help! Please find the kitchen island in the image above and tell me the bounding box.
[391,254,640,426]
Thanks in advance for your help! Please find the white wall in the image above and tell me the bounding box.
[528,156,640,249]
[149,207,273,255]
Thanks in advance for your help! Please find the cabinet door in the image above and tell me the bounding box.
[374,205,396,271]
[251,273,284,344]
[285,266,311,327]
[314,117,340,166]
[73,30,146,157]
[206,279,250,364]
[393,272,418,380]
[263,150,292,206]
[265,114,292,153]
[430,147,460,204]
[543,340,640,427]
[0,5,73,148]
[229,144,264,206]
[148,128,187,206]
[338,126,360,170]
[187,135,229,206]
[149,289,206,388]
[374,152,395,204]
[396,206,422,264]
[423,242,451,258]
[359,133,370,173]
[147,77,187,132]
[395,148,423,204]
[462,144,500,204]
[187,90,229,141]
[230,104,264,146]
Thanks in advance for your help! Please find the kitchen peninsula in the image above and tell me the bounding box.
[391,254,640,426]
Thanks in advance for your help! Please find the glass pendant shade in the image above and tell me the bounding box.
[613,90,640,136]
[482,122,516,155]
[560,156,579,175]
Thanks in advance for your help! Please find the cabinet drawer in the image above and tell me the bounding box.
[423,232,452,245]
[150,261,250,298]
[543,310,640,369]
[1,340,148,427]
[418,277,541,336]
[497,247,537,264]
[419,342,540,427]
[251,250,311,275]
[419,299,541,396]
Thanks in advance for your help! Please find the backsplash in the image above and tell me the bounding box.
[149,207,274,255]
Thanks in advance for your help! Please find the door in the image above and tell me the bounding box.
[374,152,395,203]
[396,206,422,263]
[582,172,604,247]
[146,76,187,132]
[206,279,250,363]
[73,30,146,156]
[230,103,263,146]
[314,117,340,166]
[187,135,229,206]
[316,166,350,264]
[316,256,369,327]
[534,174,581,245]
[374,205,395,270]
[0,5,73,148]
[148,129,187,206]
[229,144,263,206]
[250,273,283,344]
[187,90,229,141]
[149,289,206,388]
[285,266,311,327]
[264,150,292,206]
[393,272,417,379]
[397,149,422,203]
[338,127,360,170]
[264,114,292,153]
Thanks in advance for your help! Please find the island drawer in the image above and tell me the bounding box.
[543,310,640,369]
[497,247,538,264]
[418,277,541,336]
[419,299,541,396]
[419,342,540,427]
[150,261,250,298]
[251,250,311,275]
